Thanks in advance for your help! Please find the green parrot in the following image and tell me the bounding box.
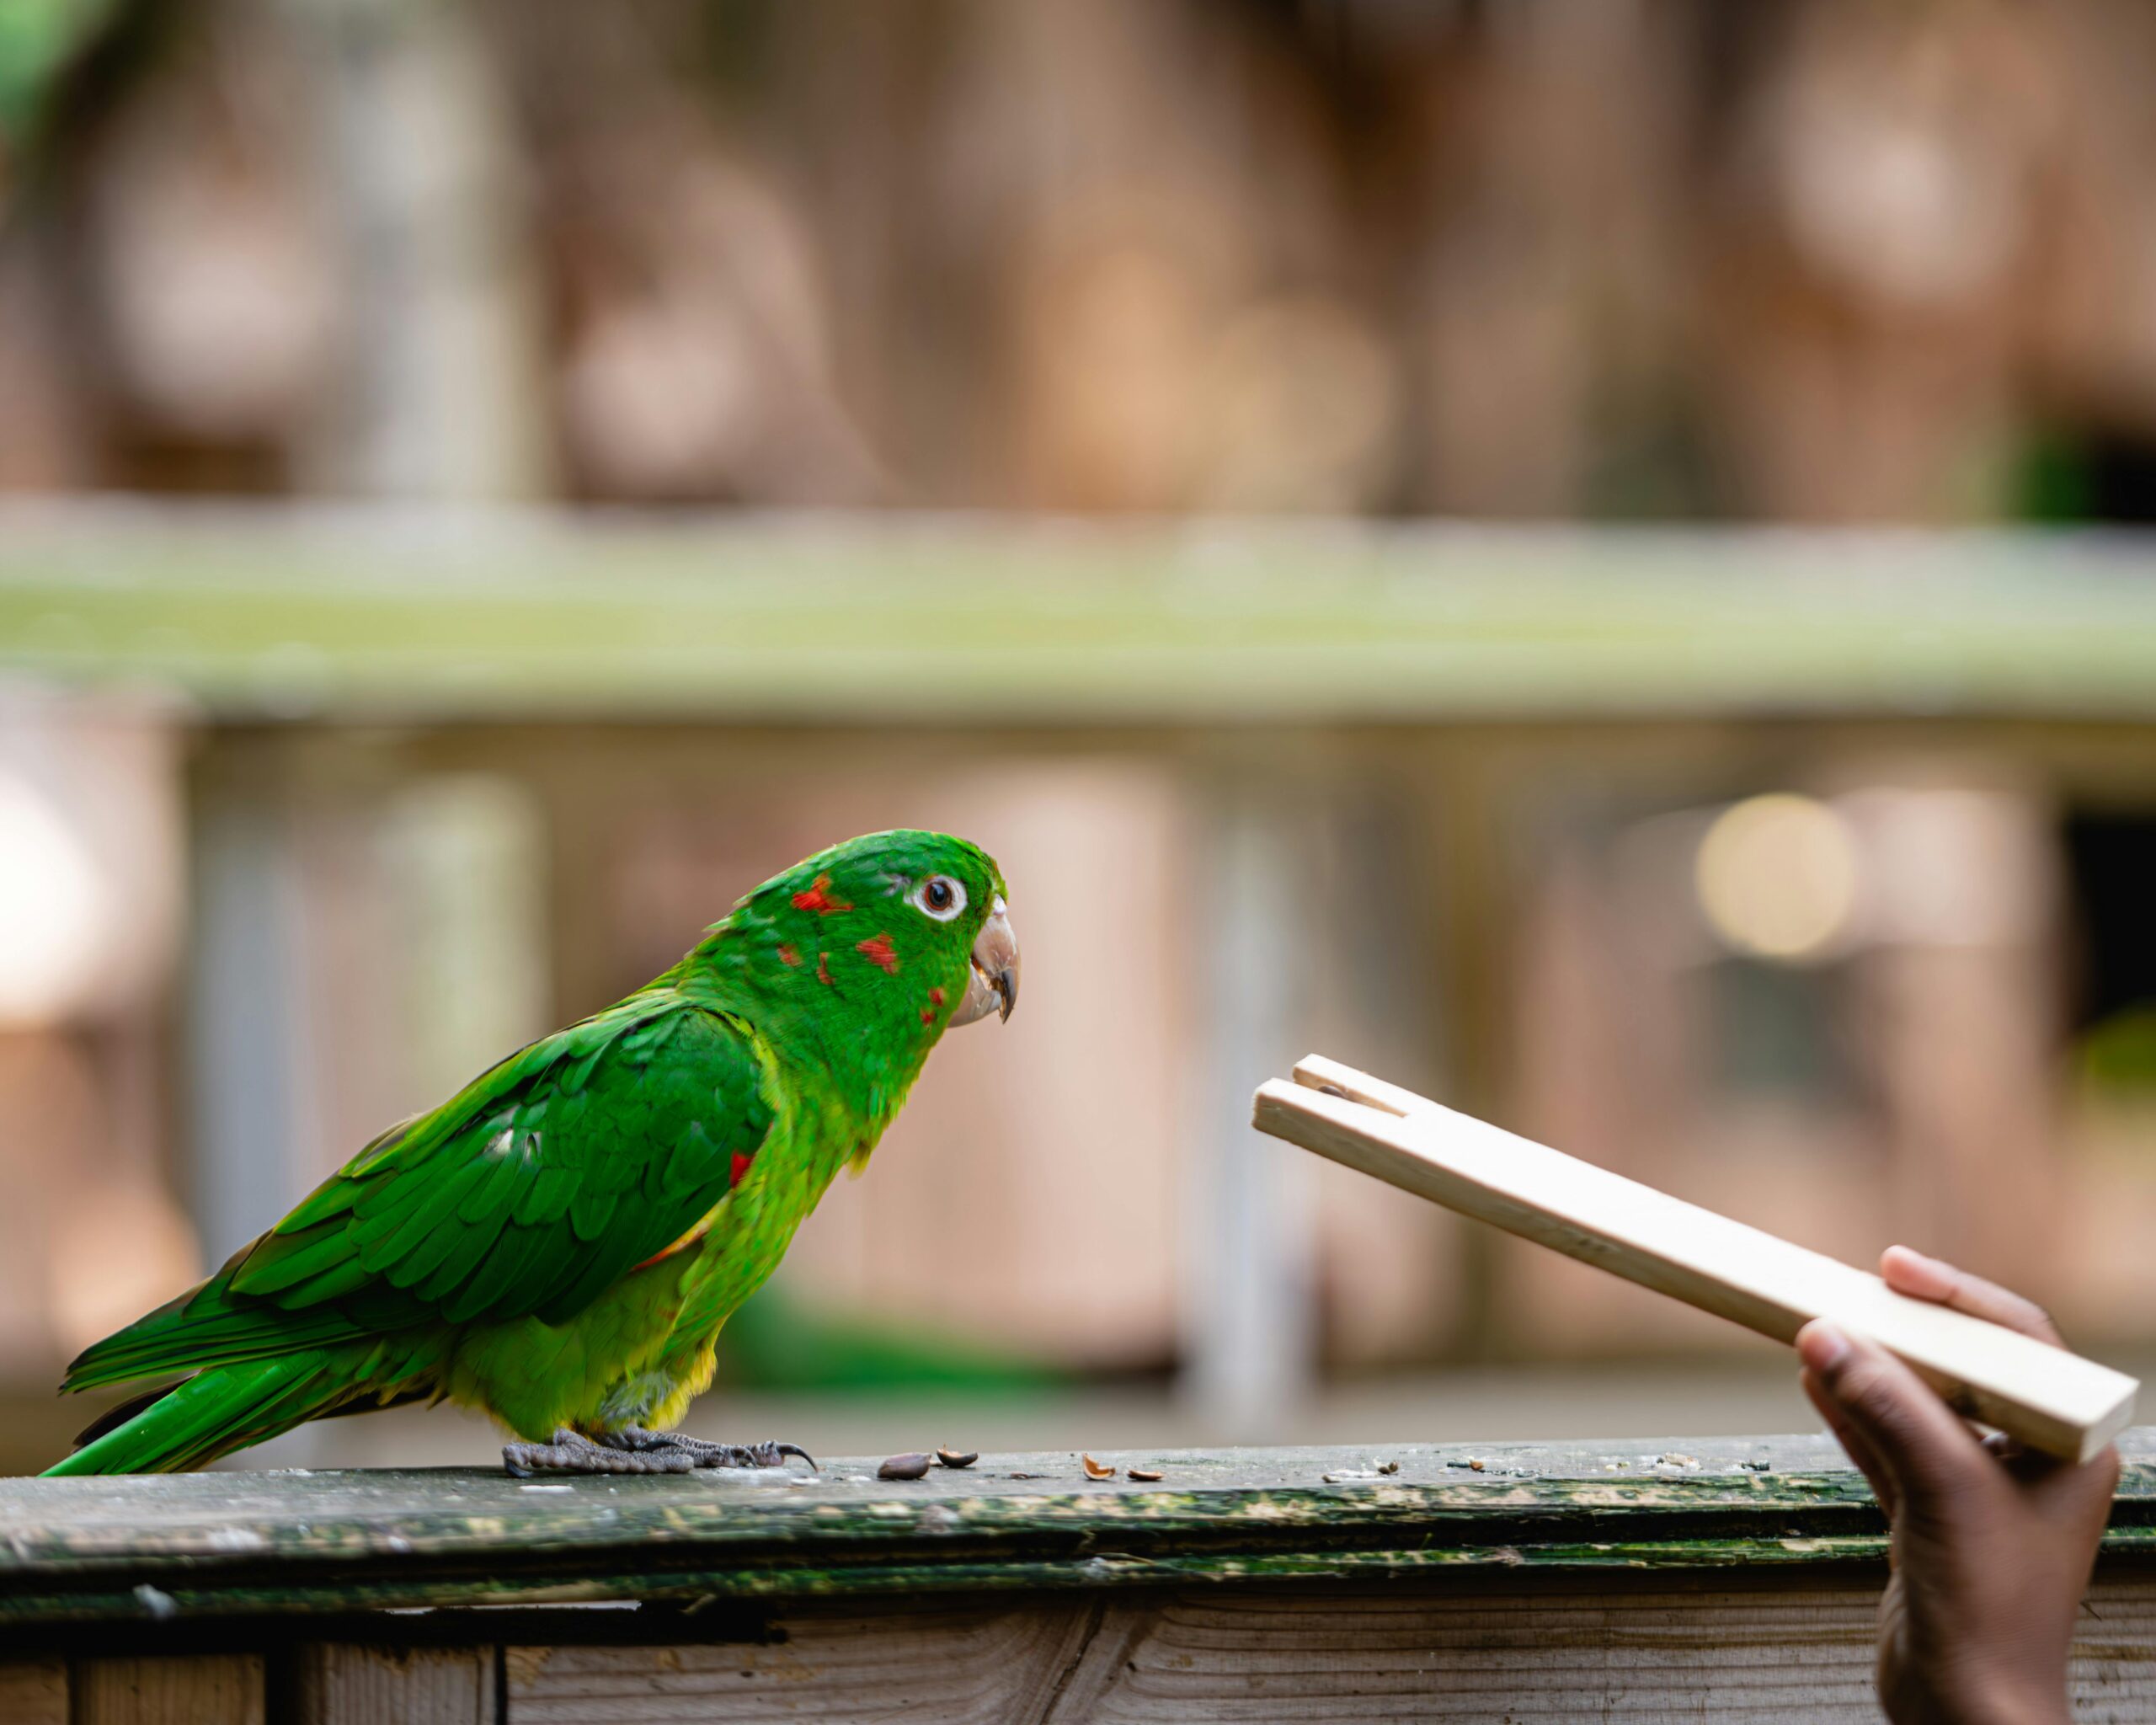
[43,830,1018,1477]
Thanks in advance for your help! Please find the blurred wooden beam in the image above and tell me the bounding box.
[5,507,2156,724]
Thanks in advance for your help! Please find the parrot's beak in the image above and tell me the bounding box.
[953,896,1019,1026]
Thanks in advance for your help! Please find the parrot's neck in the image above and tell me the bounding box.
[666,923,944,1154]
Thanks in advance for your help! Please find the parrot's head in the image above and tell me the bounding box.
[726,829,1017,1035]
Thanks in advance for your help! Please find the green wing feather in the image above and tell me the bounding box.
[61,993,773,1394]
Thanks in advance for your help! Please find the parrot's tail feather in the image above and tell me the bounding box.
[59,1249,370,1396]
[43,1355,340,1475]
[313,1383,436,1421]
[71,1380,186,1450]
[62,1311,366,1394]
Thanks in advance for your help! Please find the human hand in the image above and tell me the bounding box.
[1796,1247,2118,1725]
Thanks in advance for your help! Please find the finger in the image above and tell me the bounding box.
[1880,1246,2063,1349]
[1802,1367,1894,1509]
[1796,1321,1991,1515]
[1802,1366,1897,1517]
[1979,1428,2062,1487]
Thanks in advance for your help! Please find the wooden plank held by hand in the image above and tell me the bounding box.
[1252,1054,2137,1464]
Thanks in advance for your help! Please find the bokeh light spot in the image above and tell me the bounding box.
[1694,793,1860,964]
[0,770,110,1025]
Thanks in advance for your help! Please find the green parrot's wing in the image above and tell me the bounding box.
[63,996,772,1391]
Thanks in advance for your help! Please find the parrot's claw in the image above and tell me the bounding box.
[603,1427,818,1472]
[500,1426,817,1477]
[502,1427,696,1477]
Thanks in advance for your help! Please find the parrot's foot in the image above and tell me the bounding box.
[502,1428,696,1477]
[499,1426,817,1477]
[604,1427,818,1472]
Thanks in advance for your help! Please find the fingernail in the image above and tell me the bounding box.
[1796,1321,1851,1375]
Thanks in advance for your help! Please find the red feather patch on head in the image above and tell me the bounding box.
[731,1152,754,1188]
[921,1007,936,1024]
[857,932,899,974]
[816,953,833,985]
[928,986,946,1006]
[776,943,803,967]
[792,873,852,916]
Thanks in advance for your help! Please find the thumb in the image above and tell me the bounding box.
[1796,1321,1989,1519]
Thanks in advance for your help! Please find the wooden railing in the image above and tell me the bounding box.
[6,507,2156,724]
[3,1432,2154,1722]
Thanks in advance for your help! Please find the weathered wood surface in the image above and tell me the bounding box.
[72,1655,264,1725]
[0,1657,66,1725]
[3,1434,2153,1629]
[5,1437,2156,1721]
[7,1588,2156,1723]
[504,1581,2156,1723]
[294,1646,495,1725]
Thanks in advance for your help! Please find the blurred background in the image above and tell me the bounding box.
[2,0,2156,1472]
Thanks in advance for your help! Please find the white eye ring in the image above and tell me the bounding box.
[908,875,967,921]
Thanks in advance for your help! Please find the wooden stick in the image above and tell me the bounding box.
[1254,1055,2137,1463]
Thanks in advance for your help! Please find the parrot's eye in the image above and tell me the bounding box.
[910,875,966,921]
